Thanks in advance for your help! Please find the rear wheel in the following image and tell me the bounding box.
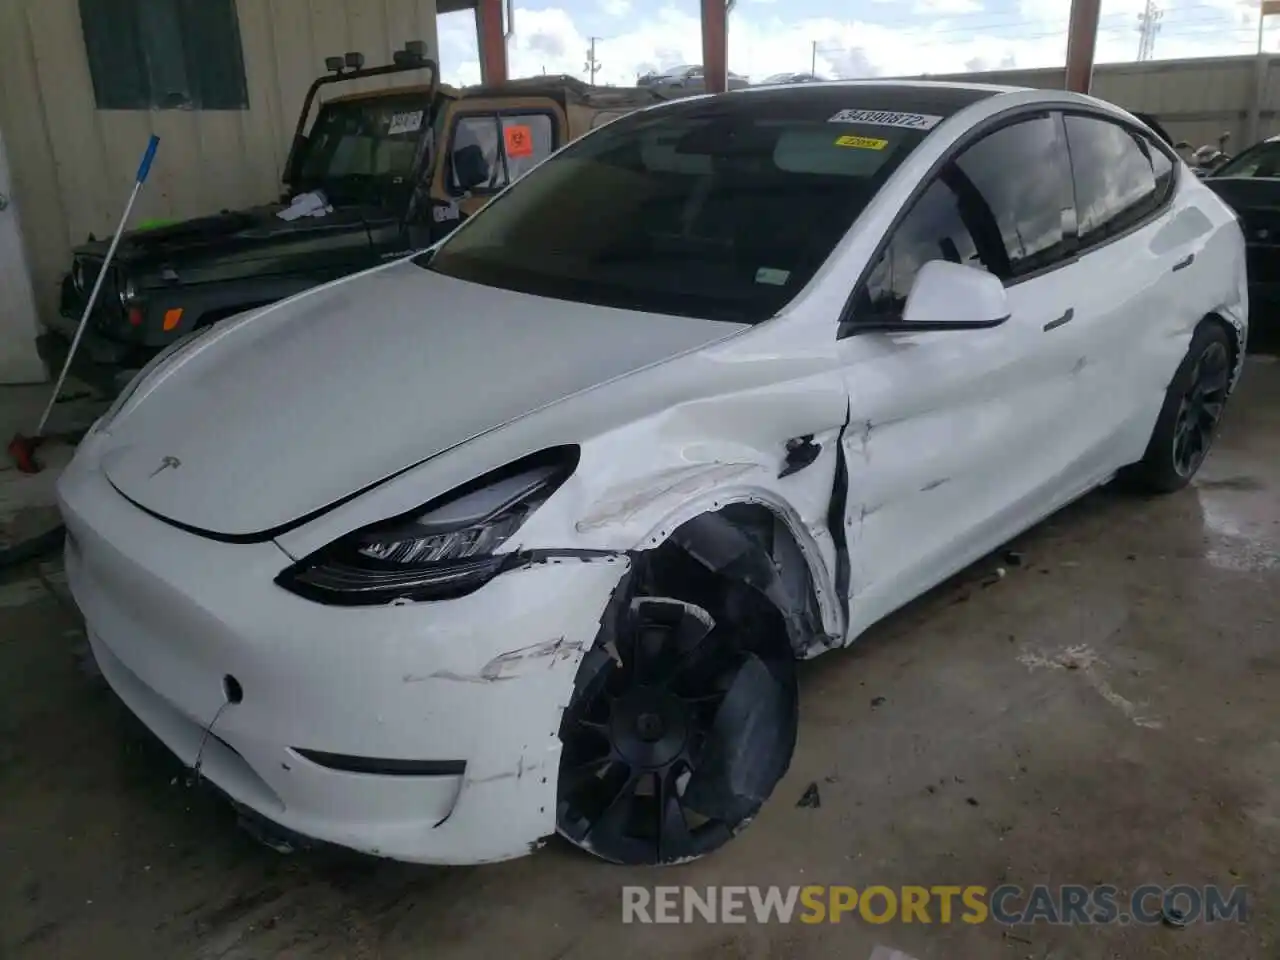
[1125,322,1233,493]
[556,551,798,865]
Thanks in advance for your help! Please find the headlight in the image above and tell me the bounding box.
[276,447,579,605]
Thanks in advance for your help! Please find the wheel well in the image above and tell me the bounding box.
[1203,312,1243,381]
[630,503,827,660]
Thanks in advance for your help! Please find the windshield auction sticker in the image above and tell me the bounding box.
[828,109,942,130]
[388,110,424,136]
[834,135,889,150]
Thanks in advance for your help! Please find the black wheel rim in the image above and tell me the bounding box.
[1172,341,1229,478]
[557,597,796,865]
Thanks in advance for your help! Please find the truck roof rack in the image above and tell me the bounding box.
[460,74,671,107]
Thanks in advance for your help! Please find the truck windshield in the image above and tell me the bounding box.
[296,95,429,200]
[420,90,941,324]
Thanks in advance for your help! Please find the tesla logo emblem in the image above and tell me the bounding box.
[148,456,181,478]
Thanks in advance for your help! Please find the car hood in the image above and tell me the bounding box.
[73,201,382,272]
[97,261,745,538]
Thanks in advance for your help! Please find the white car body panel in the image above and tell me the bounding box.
[99,262,744,536]
[58,82,1249,865]
[61,434,632,863]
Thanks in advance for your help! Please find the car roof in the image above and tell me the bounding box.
[729,79,1021,114]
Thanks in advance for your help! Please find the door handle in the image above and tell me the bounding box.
[1172,253,1195,272]
[1043,307,1074,332]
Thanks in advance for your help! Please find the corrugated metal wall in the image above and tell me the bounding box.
[0,0,440,322]
[917,55,1280,153]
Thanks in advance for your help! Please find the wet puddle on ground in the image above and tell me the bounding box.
[1196,483,1279,573]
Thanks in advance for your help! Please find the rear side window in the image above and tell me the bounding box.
[1144,137,1175,201]
[1065,115,1171,243]
[449,112,556,194]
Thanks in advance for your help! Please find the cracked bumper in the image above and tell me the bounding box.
[57,441,630,865]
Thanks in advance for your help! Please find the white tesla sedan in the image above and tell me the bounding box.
[58,81,1247,867]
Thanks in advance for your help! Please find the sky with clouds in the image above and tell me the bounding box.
[435,0,1274,87]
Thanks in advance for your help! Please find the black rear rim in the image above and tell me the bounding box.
[1172,340,1229,478]
[557,595,796,865]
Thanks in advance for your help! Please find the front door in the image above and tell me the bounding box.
[0,125,45,383]
[836,112,1088,638]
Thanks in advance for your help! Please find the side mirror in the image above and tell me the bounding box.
[841,260,1010,337]
[902,260,1010,329]
[452,144,490,192]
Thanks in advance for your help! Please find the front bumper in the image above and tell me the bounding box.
[57,436,630,864]
[38,314,146,398]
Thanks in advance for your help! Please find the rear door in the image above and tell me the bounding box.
[1058,112,1209,475]
[837,112,1093,635]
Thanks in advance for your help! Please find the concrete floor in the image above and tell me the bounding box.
[3,359,1278,960]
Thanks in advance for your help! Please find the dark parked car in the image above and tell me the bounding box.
[1202,136,1280,348]
[758,72,826,85]
[638,65,749,94]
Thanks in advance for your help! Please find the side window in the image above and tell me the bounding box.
[855,116,1070,321]
[79,0,248,110]
[951,116,1071,279]
[1064,115,1160,242]
[500,114,555,181]
[1139,135,1176,204]
[857,179,989,321]
[450,115,503,192]
[449,113,556,194]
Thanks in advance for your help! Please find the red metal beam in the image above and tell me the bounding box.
[1064,0,1101,94]
[477,0,508,85]
[701,0,727,94]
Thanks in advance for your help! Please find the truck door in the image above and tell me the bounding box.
[427,96,565,241]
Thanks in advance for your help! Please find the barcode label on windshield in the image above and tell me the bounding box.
[828,109,942,130]
[388,110,424,136]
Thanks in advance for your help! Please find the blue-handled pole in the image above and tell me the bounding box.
[36,135,160,436]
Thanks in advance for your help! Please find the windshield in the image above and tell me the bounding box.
[1213,140,1280,178]
[296,95,431,200]
[420,90,937,324]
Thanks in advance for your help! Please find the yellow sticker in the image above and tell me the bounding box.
[834,135,889,150]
